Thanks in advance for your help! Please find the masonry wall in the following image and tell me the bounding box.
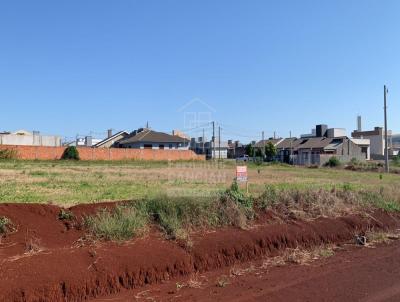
[0,145,205,161]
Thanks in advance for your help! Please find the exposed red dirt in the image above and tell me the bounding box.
[1,203,399,302]
[93,240,400,302]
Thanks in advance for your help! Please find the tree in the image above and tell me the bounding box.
[245,144,255,157]
[62,146,80,160]
[264,142,277,162]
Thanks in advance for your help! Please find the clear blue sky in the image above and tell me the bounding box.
[1,0,399,142]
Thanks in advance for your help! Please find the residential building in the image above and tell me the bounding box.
[0,130,61,147]
[274,124,370,165]
[190,137,228,159]
[118,128,190,150]
[227,140,246,159]
[93,130,129,148]
[351,127,392,159]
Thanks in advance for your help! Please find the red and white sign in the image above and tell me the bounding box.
[236,166,248,182]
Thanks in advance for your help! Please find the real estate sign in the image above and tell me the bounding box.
[236,166,248,182]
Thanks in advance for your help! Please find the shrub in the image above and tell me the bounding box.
[62,146,80,160]
[0,216,15,235]
[325,156,341,167]
[223,180,253,209]
[85,205,148,241]
[58,209,74,221]
[0,149,17,159]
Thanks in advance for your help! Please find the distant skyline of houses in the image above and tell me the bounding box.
[1,115,399,164]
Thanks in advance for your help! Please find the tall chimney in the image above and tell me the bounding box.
[107,129,113,138]
[357,116,362,132]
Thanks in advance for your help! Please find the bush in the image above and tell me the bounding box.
[0,149,17,159]
[58,209,74,221]
[85,204,148,241]
[62,146,80,160]
[0,216,15,235]
[325,156,341,167]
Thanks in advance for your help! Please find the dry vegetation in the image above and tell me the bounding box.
[0,159,399,205]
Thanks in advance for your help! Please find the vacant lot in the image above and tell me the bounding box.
[0,159,399,205]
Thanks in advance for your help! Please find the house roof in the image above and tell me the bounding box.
[295,137,338,150]
[93,131,129,147]
[254,139,282,148]
[276,138,303,149]
[119,130,188,145]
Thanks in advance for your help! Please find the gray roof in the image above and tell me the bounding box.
[295,137,344,150]
[93,131,129,147]
[276,138,303,149]
[254,139,282,148]
[119,130,188,145]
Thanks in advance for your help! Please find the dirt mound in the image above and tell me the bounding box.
[0,203,399,302]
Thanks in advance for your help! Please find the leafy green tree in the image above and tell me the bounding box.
[245,144,255,157]
[62,146,80,160]
[264,142,277,161]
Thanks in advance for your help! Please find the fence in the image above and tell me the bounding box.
[292,154,367,166]
[0,145,205,161]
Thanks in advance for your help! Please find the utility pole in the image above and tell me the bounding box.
[274,131,276,139]
[384,85,389,173]
[218,126,221,160]
[262,130,265,146]
[202,128,205,155]
[212,121,215,160]
[289,131,292,164]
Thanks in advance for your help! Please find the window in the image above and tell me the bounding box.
[144,144,152,149]
[169,144,173,149]
[159,144,164,150]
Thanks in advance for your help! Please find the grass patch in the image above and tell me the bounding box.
[85,183,253,241]
[84,204,148,241]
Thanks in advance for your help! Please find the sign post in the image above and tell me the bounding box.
[236,165,248,193]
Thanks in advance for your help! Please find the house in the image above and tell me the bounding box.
[254,138,283,150]
[292,137,369,166]
[190,137,229,159]
[274,124,370,166]
[275,137,302,163]
[117,128,190,150]
[0,130,61,147]
[351,127,392,159]
[93,130,129,148]
[227,140,246,159]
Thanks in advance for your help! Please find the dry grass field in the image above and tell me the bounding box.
[0,159,399,205]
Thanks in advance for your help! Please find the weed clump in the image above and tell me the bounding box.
[0,216,15,236]
[0,149,17,160]
[58,209,74,221]
[85,205,148,241]
[325,156,341,167]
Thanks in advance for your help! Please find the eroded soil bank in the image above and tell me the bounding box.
[0,203,399,302]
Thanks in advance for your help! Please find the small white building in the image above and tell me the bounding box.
[352,127,392,158]
[0,130,61,147]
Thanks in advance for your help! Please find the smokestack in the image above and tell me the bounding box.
[357,116,362,132]
[107,129,113,138]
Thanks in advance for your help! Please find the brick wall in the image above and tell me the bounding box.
[0,145,205,161]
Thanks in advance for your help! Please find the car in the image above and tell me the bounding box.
[236,155,251,162]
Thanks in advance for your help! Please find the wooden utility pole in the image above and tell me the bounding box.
[218,126,221,160]
[212,121,215,159]
[202,128,205,154]
[384,85,389,173]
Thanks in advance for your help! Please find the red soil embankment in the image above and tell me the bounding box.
[0,203,399,302]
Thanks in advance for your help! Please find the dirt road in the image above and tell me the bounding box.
[93,240,400,302]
